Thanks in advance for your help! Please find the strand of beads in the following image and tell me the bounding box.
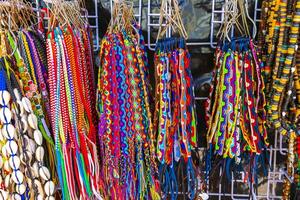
[283,132,296,200]
[13,88,40,199]
[0,33,11,200]
[0,60,29,199]
[0,90,26,200]
[22,97,55,200]
[295,135,300,192]
[258,0,300,195]
[0,91,15,200]
[259,0,300,133]
[0,89,8,199]
[1,54,55,199]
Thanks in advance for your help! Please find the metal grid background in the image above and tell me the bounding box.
[36,0,289,199]
[35,0,100,51]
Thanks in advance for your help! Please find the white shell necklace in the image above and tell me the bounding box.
[0,90,26,199]
[21,96,55,200]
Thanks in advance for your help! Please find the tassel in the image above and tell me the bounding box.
[78,151,92,196]
[46,142,58,184]
[205,144,213,180]
[55,146,70,200]
[168,165,178,200]
[159,164,170,200]
[187,157,196,200]
[150,184,161,200]
[225,158,233,181]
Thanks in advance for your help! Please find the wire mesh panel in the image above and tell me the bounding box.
[87,0,100,51]
[146,0,171,50]
[210,0,227,48]
[205,136,287,199]
[35,0,99,51]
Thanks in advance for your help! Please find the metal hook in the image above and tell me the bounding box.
[244,0,257,38]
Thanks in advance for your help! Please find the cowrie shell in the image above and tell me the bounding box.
[0,156,3,168]
[1,145,8,157]
[28,139,36,154]
[39,166,51,181]
[0,190,9,200]
[3,161,10,171]
[0,91,11,106]
[0,108,12,123]
[32,162,39,178]
[26,179,32,188]
[22,97,32,113]
[21,116,28,133]
[6,140,18,155]
[45,196,55,200]
[4,174,11,188]
[37,195,44,200]
[20,151,32,164]
[199,193,209,200]
[16,101,24,116]
[35,146,45,162]
[44,181,55,196]
[34,180,43,194]
[12,170,24,184]
[0,131,4,142]
[12,193,22,200]
[13,89,21,101]
[28,114,38,130]
[16,184,26,194]
[2,124,16,139]
[9,156,21,169]
[9,155,21,169]
[34,130,43,146]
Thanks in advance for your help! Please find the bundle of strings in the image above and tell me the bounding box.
[205,0,269,186]
[0,0,57,199]
[257,0,300,197]
[154,38,198,200]
[205,38,269,181]
[96,1,160,199]
[44,0,101,199]
[154,1,198,199]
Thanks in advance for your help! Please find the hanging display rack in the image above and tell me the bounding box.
[25,0,291,199]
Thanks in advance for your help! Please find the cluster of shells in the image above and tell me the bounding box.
[0,90,55,200]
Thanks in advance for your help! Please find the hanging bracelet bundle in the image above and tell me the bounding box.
[153,0,198,199]
[205,0,269,186]
[96,1,160,199]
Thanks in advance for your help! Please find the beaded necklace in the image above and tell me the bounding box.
[7,32,54,146]
[259,0,300,135]
[258,1,300,197]
[22,30,51,123]
[0,33,55,200]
